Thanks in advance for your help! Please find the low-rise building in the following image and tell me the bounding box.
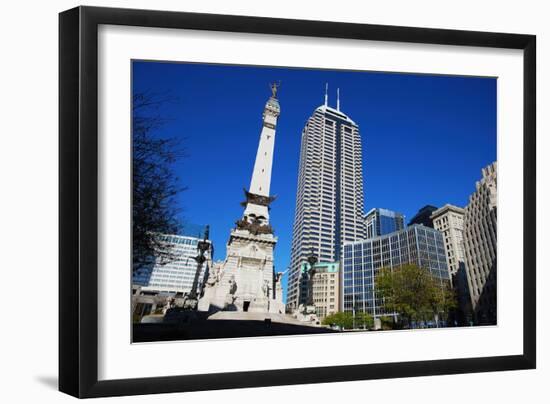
[133,232,212,295]
[296,261,340,321]
[342,224,450,321]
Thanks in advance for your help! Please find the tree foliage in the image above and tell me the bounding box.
[322,311,374,330]
[322,312,353,329]
[132,92,186,273]
[378,315,397,330]
[375,264,457,326]
[354,311,374,329]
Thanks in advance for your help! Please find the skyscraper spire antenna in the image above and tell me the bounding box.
[324,83,328,107]
[337,88,340,111]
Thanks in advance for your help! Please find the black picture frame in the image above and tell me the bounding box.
[59,5,536,398]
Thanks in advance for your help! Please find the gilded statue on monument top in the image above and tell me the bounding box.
[270,81,281,98]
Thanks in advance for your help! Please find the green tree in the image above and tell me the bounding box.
[379,316,397,330]
[354,311,374,329]
[322,312,354,329]
[375,264,457,327]
[322,311,374,330]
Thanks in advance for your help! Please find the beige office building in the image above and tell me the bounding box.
[431,204,466,279]
[299,261,340,320]
[463,162,497,325]
[432,204,472,324]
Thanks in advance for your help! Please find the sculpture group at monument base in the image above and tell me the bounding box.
[293,304,321,326]
[196,227,286,316]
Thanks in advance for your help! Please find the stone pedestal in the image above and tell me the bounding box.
[198,228,284,315]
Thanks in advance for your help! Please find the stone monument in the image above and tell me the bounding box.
[198,83,285,315]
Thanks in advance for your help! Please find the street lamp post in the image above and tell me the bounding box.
[186,225,211,308]
[306,251,318,307]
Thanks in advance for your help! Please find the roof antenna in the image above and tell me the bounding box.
[337,88,340,111]
[324,83,328,107]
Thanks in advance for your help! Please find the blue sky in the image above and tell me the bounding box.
[132,61,496,301]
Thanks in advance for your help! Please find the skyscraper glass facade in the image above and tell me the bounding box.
[287,103,365,312]
[342,224,450,318]
[133,233,212,294]
[364,208,405,238]
[408,205,438,228]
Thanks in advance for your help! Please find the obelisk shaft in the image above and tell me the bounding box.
[243,85,280,223]
[249,108,277,197]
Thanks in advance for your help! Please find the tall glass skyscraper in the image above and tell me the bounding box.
[364,208,405,238]
[286,89,365,312]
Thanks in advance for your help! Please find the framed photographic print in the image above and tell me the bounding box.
[59,6,536,398]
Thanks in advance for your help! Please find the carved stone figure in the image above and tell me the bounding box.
[235,216,274,235]
[228,274,237,295]
[162,297,174,314]
[205,263,220,287]
[270,81,280,98]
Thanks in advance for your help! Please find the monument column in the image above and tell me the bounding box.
[199,83,285,316]
[242,82,281,224]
